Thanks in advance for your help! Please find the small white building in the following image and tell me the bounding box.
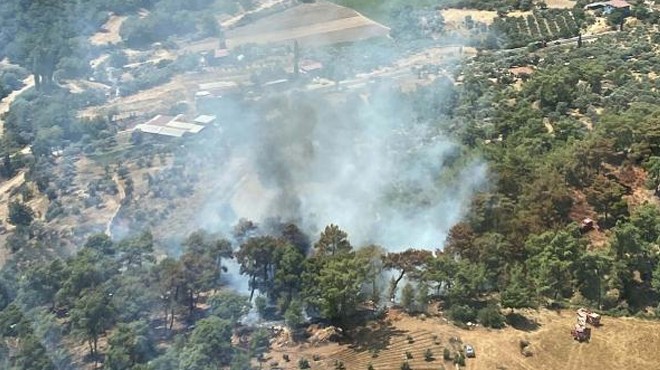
[135,114,206,138]
[193,115,217,125]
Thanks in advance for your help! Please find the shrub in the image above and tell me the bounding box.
[400,361,411,370]
[406,334,414,344]
[447,305,477,323]
[454,352,466,366]
[443,347,451,361]
[367,363,375,370]
[405,351,413,359]
[298,358,310,369]
[519,339,530,351]
[424,348,434,361]
[477,305,506,329]
[334,360,346,370]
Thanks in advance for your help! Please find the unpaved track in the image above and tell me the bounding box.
[0,75,34,136]
[105,174,126,238]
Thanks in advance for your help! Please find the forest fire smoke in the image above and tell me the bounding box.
[199,81,486,252]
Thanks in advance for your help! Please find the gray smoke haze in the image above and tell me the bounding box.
[187,1,489,252]
[198,80,486,252]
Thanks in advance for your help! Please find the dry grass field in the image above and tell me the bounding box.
[441,9,498,26]
[225,1,390,48]
[266,309,660,370]
[545,0,576,9]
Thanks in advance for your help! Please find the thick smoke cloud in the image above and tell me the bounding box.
[198,79,486,251]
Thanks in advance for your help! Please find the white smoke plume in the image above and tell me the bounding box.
[197,79,487,252]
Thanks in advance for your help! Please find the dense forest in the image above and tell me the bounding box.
[2,0,660,369]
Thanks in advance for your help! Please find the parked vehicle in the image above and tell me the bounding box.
[465,344,475,358]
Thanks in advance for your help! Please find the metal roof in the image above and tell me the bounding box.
[194,115,217,124]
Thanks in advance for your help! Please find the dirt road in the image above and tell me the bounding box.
[0,75,34,136]
[105,174,126,238]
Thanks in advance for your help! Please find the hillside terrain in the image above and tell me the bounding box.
[2,0,660,370]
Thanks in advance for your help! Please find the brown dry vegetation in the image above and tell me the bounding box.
[267,309,660,370]
[441,9,498,27]
[545,0,576,9]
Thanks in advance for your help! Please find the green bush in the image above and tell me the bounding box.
[447,304,477,323]
[454,352,465,366]
[298,358,310,369]
[443,347,451,361]
[477,305,506,328]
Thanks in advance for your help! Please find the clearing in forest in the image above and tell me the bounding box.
[267,309,660,370]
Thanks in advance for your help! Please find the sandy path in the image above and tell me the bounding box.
[0,171,26,226]
[105,174,126,238]
[0,75,34,136]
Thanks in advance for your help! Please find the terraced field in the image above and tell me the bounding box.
[491,9,581,48]
[329,329,459,369]
[267,309,660,370]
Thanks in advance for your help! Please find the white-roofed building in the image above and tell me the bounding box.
[136,114,207,137]
[193,115,217,125]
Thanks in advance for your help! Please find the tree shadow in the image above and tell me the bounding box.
[339,320,407,353]
[506,312,541,332]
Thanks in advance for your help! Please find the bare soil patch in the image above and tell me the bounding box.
[89,15,126,45]
[585,17,610,35]
[509,66,535,76]
[508,10,534,18]
[225,1,389,49]
[545,0,576,9]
